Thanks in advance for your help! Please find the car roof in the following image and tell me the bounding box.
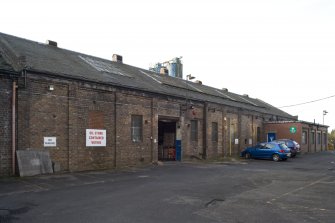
[273,139,295,142]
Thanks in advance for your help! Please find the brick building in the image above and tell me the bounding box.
[264,121,328,154]
[0,32,325,176]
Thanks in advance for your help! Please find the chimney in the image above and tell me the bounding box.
[46,40,57,47]
[112,54,123,63]
[160,67,168,75]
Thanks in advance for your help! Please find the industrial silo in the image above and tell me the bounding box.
[167,57,183,78]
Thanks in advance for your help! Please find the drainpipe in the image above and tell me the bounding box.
[12,80,17,175]
[114,91,117,168]
[203,102,208,159]
[151,98,154,162]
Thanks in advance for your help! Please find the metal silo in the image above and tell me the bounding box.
[167,57,183,78]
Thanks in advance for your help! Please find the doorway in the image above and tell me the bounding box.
[267,132,276,142]
[158,119,178,161]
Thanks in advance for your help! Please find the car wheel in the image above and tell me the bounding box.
[272,154,280,162]
[245,153,251,159]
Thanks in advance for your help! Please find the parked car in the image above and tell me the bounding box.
[272,139,300,157]
[241,142,291,161]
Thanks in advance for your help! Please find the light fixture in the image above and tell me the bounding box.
[48,85,54,91]
[323,110,328,125]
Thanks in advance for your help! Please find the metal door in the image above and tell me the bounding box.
[175,140,181,161]
[267,133,276,142]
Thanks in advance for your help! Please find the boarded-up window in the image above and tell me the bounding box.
[310,131,315,144]
[317,132,321,145]
[212,122,218,142]
[89,111,104,129]
[302,131,307,144]
[131,115,143,142]
[191,120,198,141]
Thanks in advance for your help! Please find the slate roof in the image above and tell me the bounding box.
[0,32,294,119]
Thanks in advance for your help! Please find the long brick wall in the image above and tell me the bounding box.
[0,76,12,176]
[0,72,295,175]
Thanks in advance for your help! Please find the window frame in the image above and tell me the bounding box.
[211,122,218,142]
[317,132,321,145]
[310,131,315,144]
[323,132,327,145]
[131,115,143,143]
[190,120,198,142]
[302,131,307,144]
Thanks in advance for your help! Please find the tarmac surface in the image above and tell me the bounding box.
[1,151,335,223]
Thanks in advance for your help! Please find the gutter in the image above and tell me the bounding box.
[12,80,17,175]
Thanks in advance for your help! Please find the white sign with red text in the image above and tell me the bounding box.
[86,129,106,147]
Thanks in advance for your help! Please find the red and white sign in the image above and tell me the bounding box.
[86,129,106,147]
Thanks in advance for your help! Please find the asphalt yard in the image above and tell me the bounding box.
[1,151,335,223]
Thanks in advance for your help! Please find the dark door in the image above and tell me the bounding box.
[267,133,276,142]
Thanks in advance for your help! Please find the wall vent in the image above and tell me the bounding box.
[112,54,123,63]
[46,40,57,47]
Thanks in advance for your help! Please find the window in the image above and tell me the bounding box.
[302,131,307,144]
[191,120,198,141]
[311,132,315,144]
[317,132,321,145]
[264,143,275,149]
[323,133,327,145]
[279,143,289,150]
[212,122,218,142]
[131,115,143,142]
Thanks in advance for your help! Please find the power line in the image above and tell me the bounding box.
[278,94,335,108]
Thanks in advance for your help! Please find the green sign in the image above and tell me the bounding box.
[289,126,297,134]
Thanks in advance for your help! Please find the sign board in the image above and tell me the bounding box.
[44,137,57,147]
[235,138,239,145]
[289,126,297,134]
[86,129,106,147]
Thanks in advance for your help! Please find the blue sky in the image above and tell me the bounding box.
[2,0,335,131]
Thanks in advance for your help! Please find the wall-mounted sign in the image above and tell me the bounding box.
[44,137,57,147]
[86,129,106,147]
[289,126,297,134]
[235,138,239,145]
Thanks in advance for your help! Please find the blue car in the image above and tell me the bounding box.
[241,142,291,161]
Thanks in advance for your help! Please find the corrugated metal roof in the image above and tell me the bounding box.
[0,32,294,119]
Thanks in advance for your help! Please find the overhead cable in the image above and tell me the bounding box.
[279,94,335,108]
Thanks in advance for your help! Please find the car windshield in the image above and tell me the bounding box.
[287,141,294,147]
[279,143,289,149]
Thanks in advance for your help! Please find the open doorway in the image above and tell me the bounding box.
[158,119,177,161]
